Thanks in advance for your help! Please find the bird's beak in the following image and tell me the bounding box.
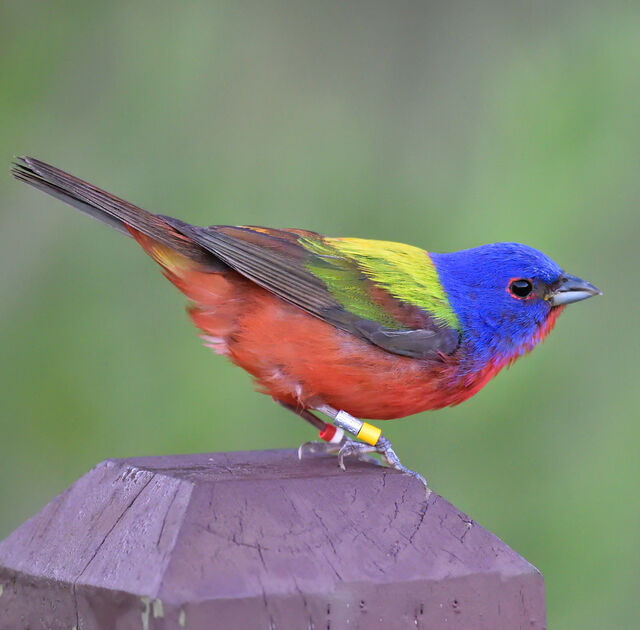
[548,274,602,306]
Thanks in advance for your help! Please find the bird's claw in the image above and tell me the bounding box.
[298,438,382,467]
[298,440,335,459]
[337,439,378,470]
[338,436,430,496]
[375,436,430,497]
[299,435,430,497]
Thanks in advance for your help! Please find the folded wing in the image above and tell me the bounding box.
[166,223,460,360]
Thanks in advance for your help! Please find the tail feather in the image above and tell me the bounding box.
[11,156,218,267]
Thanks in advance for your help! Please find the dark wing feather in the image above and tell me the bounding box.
[12,157,221,268]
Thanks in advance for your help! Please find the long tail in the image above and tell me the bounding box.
[11,156,219,268]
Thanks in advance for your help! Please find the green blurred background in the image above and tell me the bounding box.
[1,2,638,627]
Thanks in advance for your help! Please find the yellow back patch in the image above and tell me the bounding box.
[324,237,459,330]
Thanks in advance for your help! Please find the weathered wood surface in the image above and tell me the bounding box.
[0,450,545,629]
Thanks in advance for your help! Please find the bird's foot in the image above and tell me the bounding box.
[336,439,378,469]
[298,438,383,467]
[374,436,430,496]
[338,436,430,497]
[297,439,336,459]
[302,405,430,498]
[300,435,429,493]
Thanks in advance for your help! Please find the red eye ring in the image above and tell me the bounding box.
[508,278,534,300]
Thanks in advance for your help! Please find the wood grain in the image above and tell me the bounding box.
[0,450,545,629]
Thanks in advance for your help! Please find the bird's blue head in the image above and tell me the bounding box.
[431,243,600,372]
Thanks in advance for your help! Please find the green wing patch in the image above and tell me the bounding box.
[302,237,460,330]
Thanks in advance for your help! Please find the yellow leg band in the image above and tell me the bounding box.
[357,422,382,446]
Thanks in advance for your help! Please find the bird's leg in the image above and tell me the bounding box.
[277,401,381,465]
[315,404,429,491]
[278,401,327,431]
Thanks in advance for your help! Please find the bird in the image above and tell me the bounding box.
[11,156,601,488]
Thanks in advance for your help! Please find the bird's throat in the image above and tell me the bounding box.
[459,305,565,376]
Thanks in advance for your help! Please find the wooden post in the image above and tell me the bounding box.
[0,450,545,629]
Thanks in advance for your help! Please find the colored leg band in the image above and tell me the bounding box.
[333,410,363,435]
[319,425,345,444]
[330,409,381,446]
[357,422,382,446]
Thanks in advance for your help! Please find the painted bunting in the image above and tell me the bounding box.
[12,157,601,487]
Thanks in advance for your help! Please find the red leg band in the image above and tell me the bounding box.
[319,425,337,442]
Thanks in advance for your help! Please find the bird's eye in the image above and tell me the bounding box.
[508,278,534,299]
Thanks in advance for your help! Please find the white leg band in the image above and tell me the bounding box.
[329,426,345,444]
